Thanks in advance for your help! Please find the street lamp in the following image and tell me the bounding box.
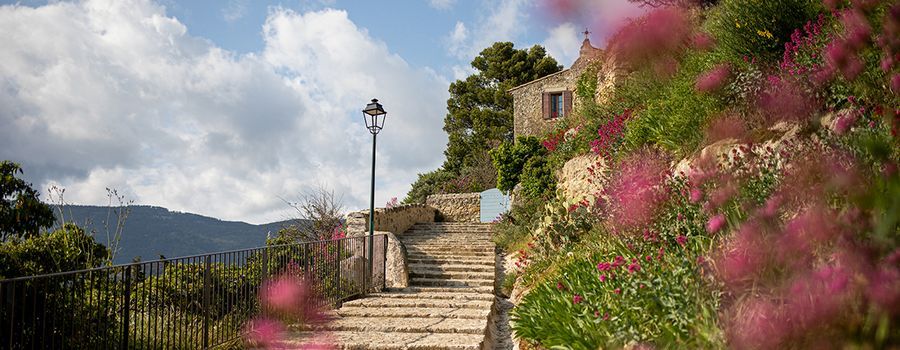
[362,98,386,290]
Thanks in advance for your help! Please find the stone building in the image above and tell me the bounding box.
[509,30,603,138]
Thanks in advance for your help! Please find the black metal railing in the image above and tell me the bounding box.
[0,234,388,349]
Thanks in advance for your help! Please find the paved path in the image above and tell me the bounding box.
[288,222,497,349]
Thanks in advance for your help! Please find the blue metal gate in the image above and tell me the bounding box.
[480,188,510,223]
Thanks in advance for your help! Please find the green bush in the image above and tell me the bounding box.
[513,180,725,349]
[0,223,109,278]
[707,0,822,62]
[520,156,555,199]
[490,136,544,192]
[622,51,730,155]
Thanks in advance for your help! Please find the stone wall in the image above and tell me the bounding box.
[344,204,436,237]
[557,154,608,204]
[426,193,481,223]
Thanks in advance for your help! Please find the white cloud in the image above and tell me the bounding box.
[428,0,456,10]
[0,0,449,223]
[542,22,581,66]
[444,0,531,60]
[222,0,247,22]
[446,21,468,58]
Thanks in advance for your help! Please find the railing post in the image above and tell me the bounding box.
[382,235,388,291]
[202,256,211,349]
[335,239,342,308]
[121,266,132,350]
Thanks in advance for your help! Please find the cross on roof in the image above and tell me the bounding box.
[583,28,591,40]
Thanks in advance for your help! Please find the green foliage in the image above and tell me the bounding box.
[490,136,545,192]
[402,168,457,204]
[442,42,562,173]
[622,52,728,155]
[1,161,55,240]
[493,197,544,252]
[0,223,109,279]
[575,63,600,102]
[707,0,822,62]
[520,156,555,199]
[513,181,725,349]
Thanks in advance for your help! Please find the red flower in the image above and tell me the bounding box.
[573,294,583,304]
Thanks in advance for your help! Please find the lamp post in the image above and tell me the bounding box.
[362,98,386,290]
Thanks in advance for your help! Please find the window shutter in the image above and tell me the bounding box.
[563,90,573,117]
[542,92,550,119]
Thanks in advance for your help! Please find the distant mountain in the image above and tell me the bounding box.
[53,205,306,264]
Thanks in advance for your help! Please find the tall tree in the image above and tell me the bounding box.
[1,161,54,240]
[405,42,561,203]
[443,42,561,172]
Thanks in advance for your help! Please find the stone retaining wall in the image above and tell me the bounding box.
[345,204,436,237]
[426,193,481,223]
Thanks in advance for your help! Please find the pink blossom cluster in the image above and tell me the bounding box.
[597,148,670,233]
[607,8,694,75]
[589,109,632,159]
[710,143,899,348]
[756,76,817,124]
[695,64,732,93]
[246,274,333,349]
[780,14,829,79]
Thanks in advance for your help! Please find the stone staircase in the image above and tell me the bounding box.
[288,222,497,349]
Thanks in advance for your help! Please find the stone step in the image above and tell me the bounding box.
[407,250,495,258]
[408,263,495,273]
[366,287,494,305]
[408,257,495,266]
[284,330,485,350]
[410,269,495,281]
[309,316,486,334]
[406,246,495,254]
[386,286,493,294]
[400,240,493,246]
[342,296,494,309]
[335,306,490,319]
[411,277,494,287]
[400,235,492,241]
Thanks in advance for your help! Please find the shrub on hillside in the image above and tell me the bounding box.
[707,0,822,62]
[490,136,544,193]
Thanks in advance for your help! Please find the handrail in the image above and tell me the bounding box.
[0,234,389,349]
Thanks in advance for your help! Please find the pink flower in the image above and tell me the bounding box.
[597,262,612,271]
[557,282,566,290]
[599,274,607,282]
[262,276,308,314]
[676,235,688,246]
[757,78,816,124]
[613,288,622,295]
[601,148,670,232]
[628,263,642,274]
[692,32,715,51]
[695,64,732,92]
[689,188,703,203]
[706,214,726,233]
[892,74,900,93]
[244,318,285,348]
[607,8,693,70]
[573,294,583,304]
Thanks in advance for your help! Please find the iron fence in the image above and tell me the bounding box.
[0,234,388,349]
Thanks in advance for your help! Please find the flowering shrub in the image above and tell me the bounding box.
[589,110,632,159]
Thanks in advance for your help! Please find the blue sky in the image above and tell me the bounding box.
[0,0,644,223]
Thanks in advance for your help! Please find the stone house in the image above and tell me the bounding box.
[509,31,604,139]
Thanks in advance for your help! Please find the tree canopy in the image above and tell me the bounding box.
[405,42,561,203]
[442,42,562,173]
[1,161,54,240]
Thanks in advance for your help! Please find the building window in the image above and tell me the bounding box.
[542,90,571,120]
[550,93,563,118]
